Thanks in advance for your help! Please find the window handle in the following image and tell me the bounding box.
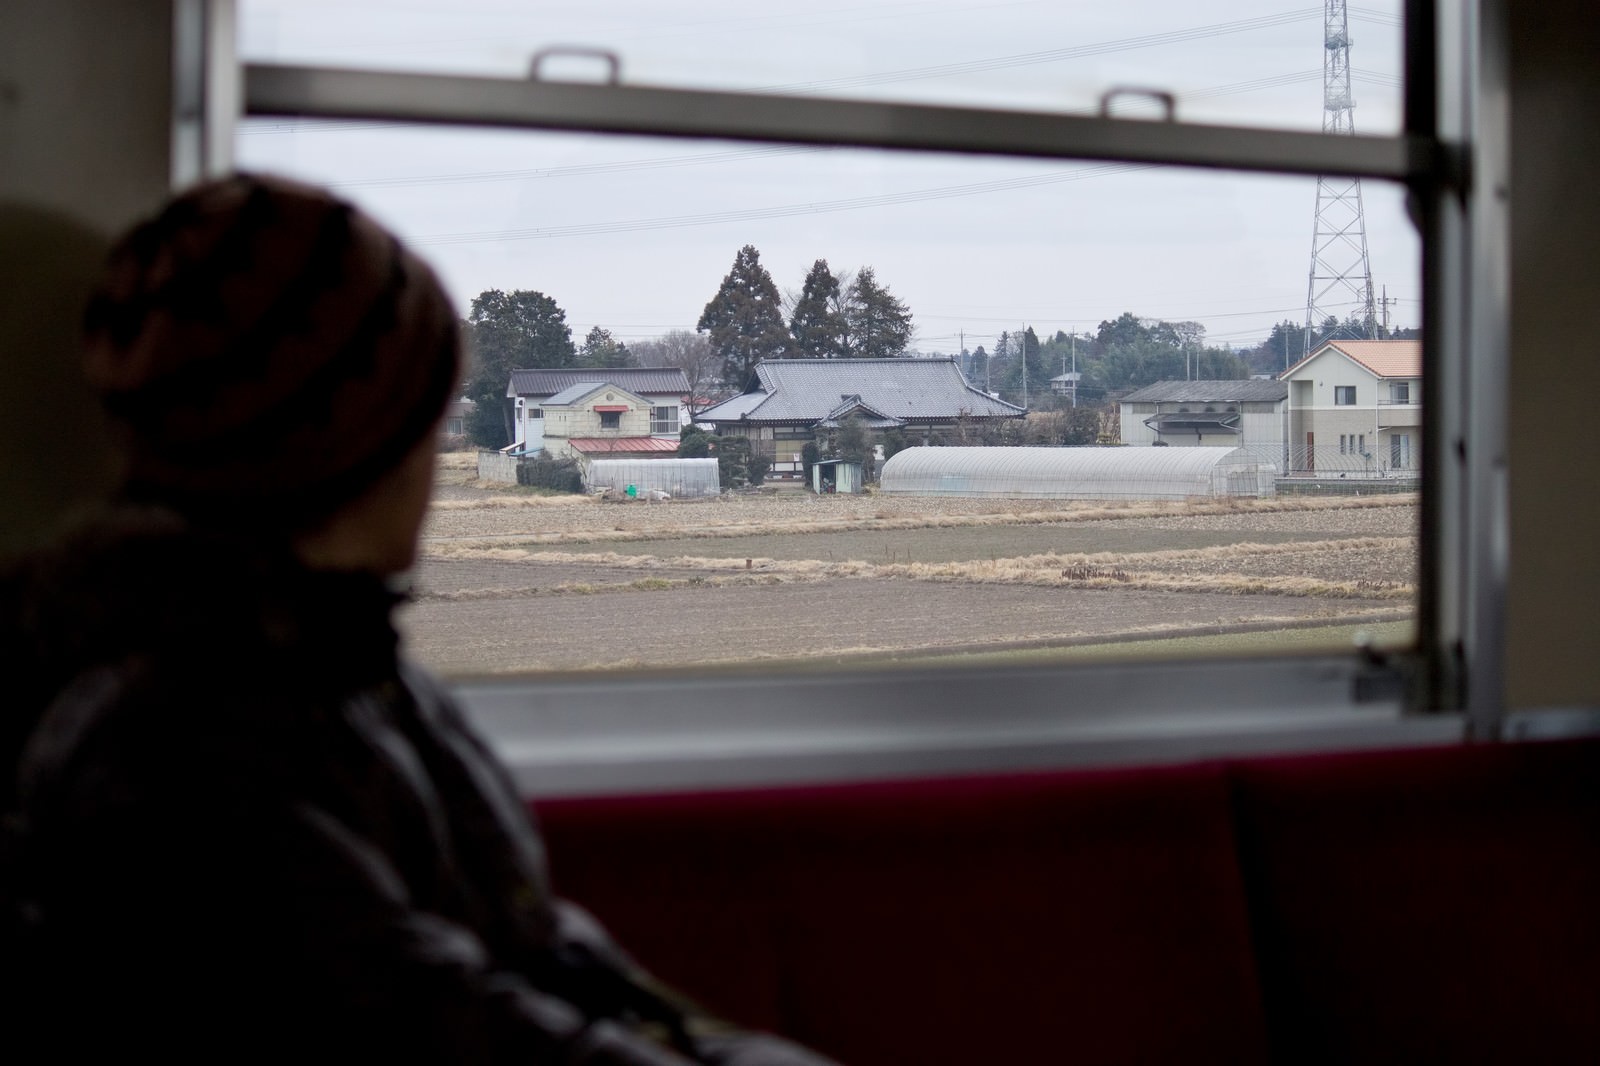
[529,47,622,85]
[1098,87,1177,122]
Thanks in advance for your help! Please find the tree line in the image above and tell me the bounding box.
[458,245,1419,447]
[458,245,914,447]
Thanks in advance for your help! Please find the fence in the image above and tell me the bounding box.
[477,449,519,485]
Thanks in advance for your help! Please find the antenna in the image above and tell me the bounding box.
[1305,0,1378,355]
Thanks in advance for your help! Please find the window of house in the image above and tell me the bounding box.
[599,410,621,430]
[231,0,1504,789]
[528,407,543,420]
[651,406,679,435]
[1391,382,1411,403]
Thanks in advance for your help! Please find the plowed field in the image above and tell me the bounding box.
[399,457,1416,676]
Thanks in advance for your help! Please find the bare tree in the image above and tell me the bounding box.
[631,329,722,420]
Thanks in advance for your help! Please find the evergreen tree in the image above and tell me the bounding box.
[789,258,847,358]
[996,326,1049,401]
[577,326,634,369]
[464,289,577,447]
[697,245,791,387]
[842,266,914,358]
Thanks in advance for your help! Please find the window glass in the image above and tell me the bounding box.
[1335,385,1357,405]
[239,0,1404,135]
[238,113,1423,678]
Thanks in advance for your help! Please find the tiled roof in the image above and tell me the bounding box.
[1327,339,1422,378]
[698,358,1025,424]
[1121,379,1287,404]
[817,395,905,429]
[508,367,691,398]
[1283,339,1422,380]
[567,437,680,454]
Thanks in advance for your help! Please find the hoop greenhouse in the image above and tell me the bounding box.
[585,458,721,498]
[878,446,1276,500]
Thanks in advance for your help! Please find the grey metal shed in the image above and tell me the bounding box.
[811,459,864,495]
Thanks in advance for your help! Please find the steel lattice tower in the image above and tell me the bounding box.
[1304,0,1378,353]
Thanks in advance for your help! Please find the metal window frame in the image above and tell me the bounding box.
[226,0,1507,795]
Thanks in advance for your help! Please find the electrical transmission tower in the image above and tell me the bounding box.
[1304,0,1378,355]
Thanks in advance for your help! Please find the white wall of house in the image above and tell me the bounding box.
[1282,353,1422,475]
[540,387,653,460]
[514,395,680,452]
[515,399,544,454]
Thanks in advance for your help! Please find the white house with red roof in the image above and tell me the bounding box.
[1280,339,1421,476]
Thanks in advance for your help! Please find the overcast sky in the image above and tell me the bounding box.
[235,1,1414,356]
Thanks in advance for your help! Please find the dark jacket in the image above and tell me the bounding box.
[1,509,830,1065]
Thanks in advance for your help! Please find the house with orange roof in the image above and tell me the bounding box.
[1279,339,1421,477]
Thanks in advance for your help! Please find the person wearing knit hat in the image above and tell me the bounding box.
[1,176,836,1066]
[81,172,461,551]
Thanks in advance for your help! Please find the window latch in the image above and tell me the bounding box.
[529,47,622,86]
[1098,87,1177,122]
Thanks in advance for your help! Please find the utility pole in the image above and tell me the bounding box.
[1020,324,1029,409]
[1305,0,1378,353]
[1070,331,1077,408]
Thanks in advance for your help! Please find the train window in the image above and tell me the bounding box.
[229,1,1502,793]
[236,121,1422,675]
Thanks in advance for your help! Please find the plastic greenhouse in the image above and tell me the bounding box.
[585,458,721,498]
[878,447,1276,500]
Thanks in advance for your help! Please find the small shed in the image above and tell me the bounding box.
[812,458,864,495]
[878,446,1275,500]
[586,458,721,498]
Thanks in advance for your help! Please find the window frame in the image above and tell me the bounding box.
[217,0,1511,793]
[650,405,679,435]
[1335,385,1358,406]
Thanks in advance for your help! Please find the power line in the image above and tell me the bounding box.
[756,8,1326,95]
[329,145,836,189]
[411,161,1159,246]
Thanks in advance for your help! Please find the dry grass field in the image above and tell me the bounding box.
[400,453,1417,676]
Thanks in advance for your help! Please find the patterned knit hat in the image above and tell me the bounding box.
[82,173,460,529]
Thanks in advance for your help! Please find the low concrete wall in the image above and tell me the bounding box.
[477,450,519,485]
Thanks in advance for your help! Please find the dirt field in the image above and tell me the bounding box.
[398,455,1417,676]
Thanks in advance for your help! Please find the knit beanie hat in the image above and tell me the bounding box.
[81,173,460,530]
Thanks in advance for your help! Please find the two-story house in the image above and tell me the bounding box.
[536,382,679,465]
[507,367,691,455]
[1280,339,1421,476]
